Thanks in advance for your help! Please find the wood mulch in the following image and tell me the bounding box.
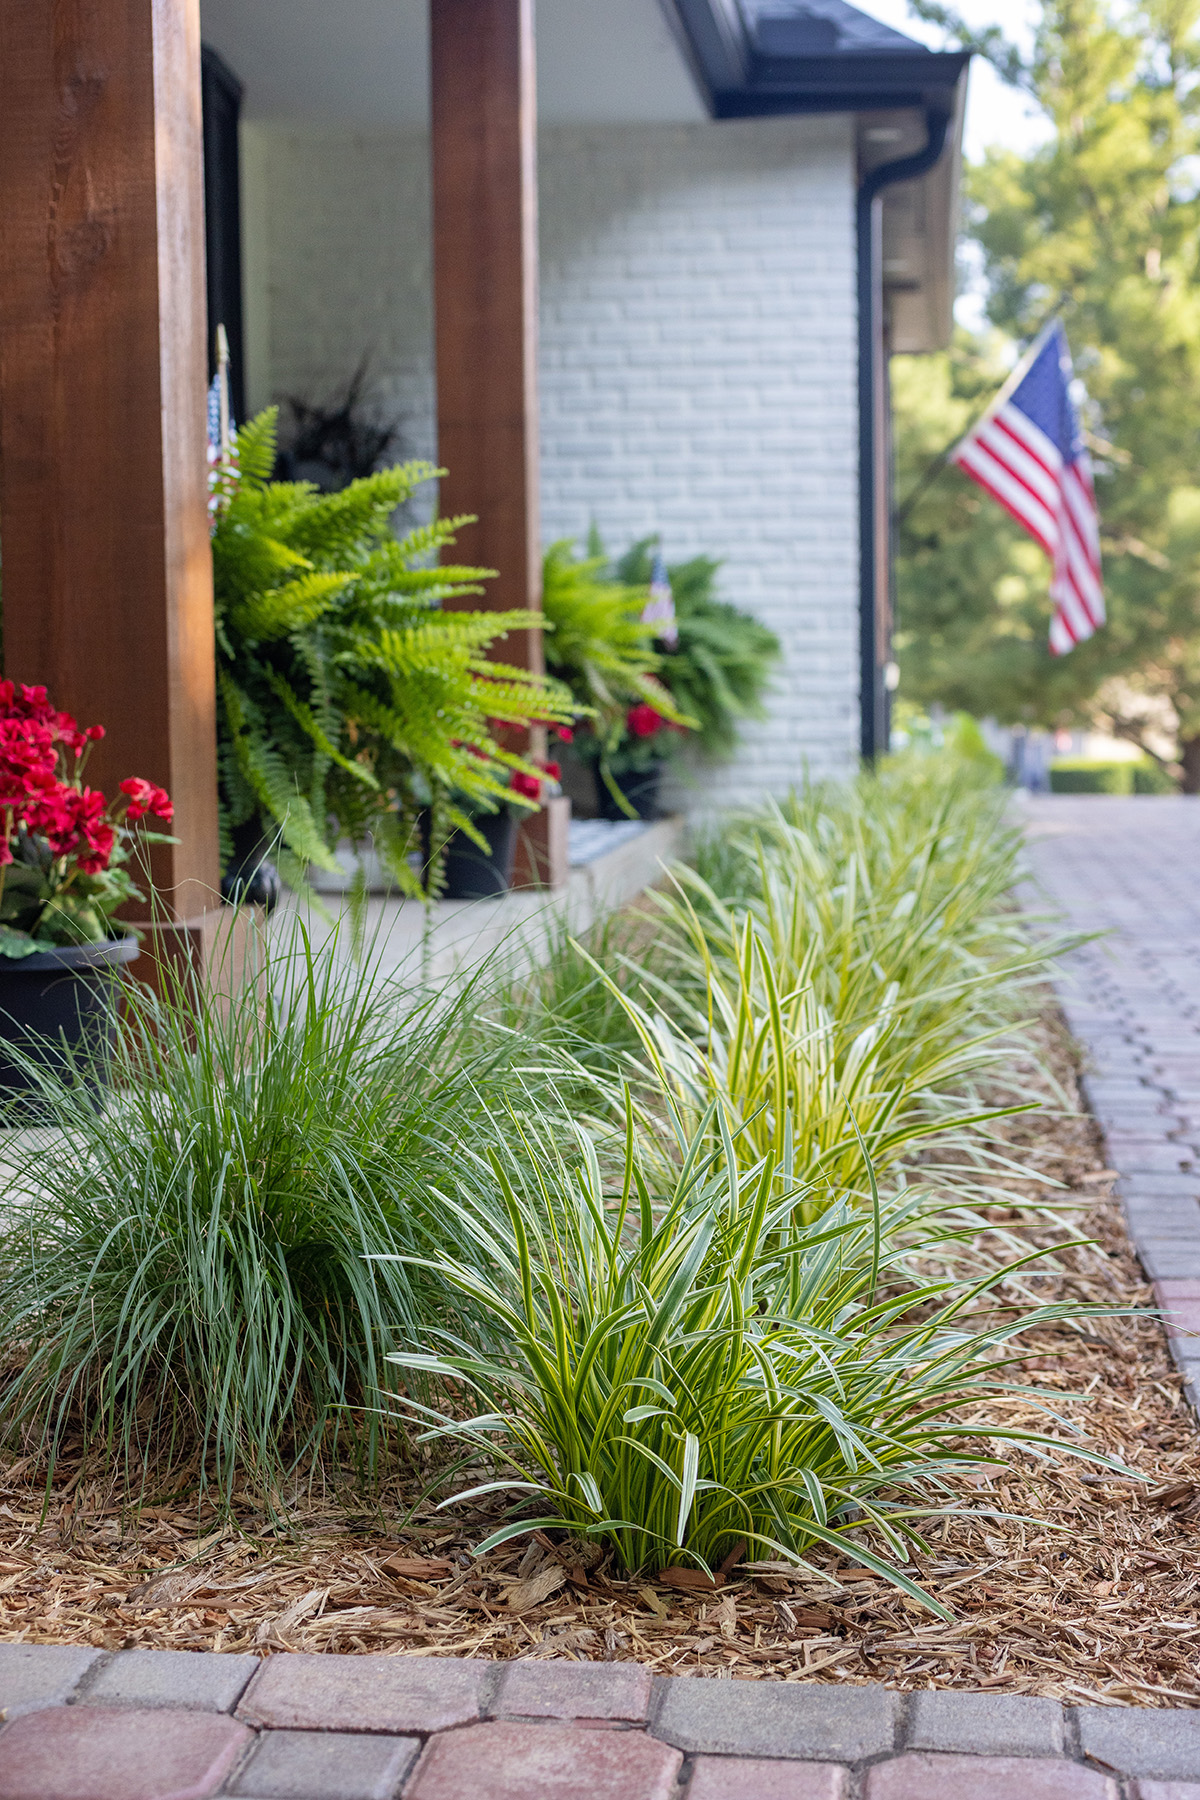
[2,1001,1199,1705]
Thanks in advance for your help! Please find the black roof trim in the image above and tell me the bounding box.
[661,0,968,116]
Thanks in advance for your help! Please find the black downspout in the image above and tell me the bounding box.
[857,104,951,761]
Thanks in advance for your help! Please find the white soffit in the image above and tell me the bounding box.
[198,0,706,127]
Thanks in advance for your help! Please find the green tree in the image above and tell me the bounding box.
[895,0,1200,782]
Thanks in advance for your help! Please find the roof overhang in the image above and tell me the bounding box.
[661,0,969,351]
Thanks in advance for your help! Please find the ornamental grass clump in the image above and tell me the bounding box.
[385,1102,1123,1604]
[590,759,1066,1214]
[0,915,549,1505]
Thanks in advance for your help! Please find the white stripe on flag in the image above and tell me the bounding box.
[985,409,1062,510]
[992,402,1063,483]
[954,439,1060,556]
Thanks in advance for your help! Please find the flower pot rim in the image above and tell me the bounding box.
[0,936,140,975]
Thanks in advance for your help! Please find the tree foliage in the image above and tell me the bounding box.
[895,0,1200,779]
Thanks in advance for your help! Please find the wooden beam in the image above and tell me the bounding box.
[0,0,219,923]
[430,0,543,673]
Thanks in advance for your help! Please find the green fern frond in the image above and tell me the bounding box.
[212,409,560,896]
[232,408,280,486]
[229,570,351,642]
[262,668,379,788]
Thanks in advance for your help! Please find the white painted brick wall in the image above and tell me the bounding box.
[244,114,860,808]
[244,127,438,470]
[538,118,859,807]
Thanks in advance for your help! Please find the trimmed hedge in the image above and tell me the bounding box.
[1049,758,1174,795]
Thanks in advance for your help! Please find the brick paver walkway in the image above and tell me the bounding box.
[1,1644,1199,1798]
[4,796,1200,1798]
[1023,794,1200,1404]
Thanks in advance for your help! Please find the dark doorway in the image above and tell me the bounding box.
[201,45,245,423]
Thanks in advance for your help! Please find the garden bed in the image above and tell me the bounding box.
[2,1001,1198,1706]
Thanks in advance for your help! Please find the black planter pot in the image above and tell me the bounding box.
[0,937,140,1113]
[221,820,281,912]
[437,809,518,899]
[596,760,665,822]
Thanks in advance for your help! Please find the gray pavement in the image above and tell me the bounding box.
[1022,793,1200,1402]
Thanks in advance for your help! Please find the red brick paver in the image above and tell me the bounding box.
[863,1752,1118,1800]
[0,1706,252,1800]
[493,1658,652,1722]
[1,1644,1198,1798]
[236,1652,484,1733]
[404,1719,682,1800]
[685,1756,848,1798]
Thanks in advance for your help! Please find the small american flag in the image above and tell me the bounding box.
[950,320,1103,655]
[207,325,239,523]
[642,550,678,648]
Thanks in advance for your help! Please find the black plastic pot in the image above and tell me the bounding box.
[0,937,139,1112]
[439,809,518,899]
[221,820,281,912]
[596,760,665,822]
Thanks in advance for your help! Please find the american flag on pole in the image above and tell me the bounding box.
[206,324,239,525]
[949,320,1103,655]
[642,549,678,647]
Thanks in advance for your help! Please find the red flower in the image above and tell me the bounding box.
[0,686,171,896]
[543,762,561,783]
[627,702,667,740]
[120,777,174,822]
[556,726,574,744]
[510,771,541,800]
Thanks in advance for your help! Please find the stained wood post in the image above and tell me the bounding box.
[0,0,220,925]
[430,0,543,671]
[431,0,566,886]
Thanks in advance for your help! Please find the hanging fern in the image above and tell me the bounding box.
[211,410,574,895]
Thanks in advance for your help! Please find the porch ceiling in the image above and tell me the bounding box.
[197,0,707,126]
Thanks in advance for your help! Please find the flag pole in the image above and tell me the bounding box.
[216,324,231,460]
[895,312,1063,527]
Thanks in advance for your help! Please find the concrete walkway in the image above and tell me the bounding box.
[1022,794,1200,1404]
[0,1644,1197,1799]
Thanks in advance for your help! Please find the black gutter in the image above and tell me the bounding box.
[856,102,952,761]
[716,47,969,113]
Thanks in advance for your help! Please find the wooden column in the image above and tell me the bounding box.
[430,0,543,672]
[0,0,220,924]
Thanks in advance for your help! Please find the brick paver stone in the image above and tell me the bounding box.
[685,1756,848,1799]
[652,1678,898,1760]
[905,1689,1065,1756]
[81,1648,260,1712]
[1076,1705,1200,1779]
[228,1728,418,1798]
[0,1643,103,1720]
[403,1719,682,1800]
[236,1652,486,1733]
[863,1752,1117,1800]
[0,1705,252,1800]
[493,1658,652,1721]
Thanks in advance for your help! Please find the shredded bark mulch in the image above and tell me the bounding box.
[2,1002,1198,1705]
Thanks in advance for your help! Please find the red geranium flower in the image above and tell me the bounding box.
[627,702,667,740]
[0,686,172,926]
[120,777,174,823]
